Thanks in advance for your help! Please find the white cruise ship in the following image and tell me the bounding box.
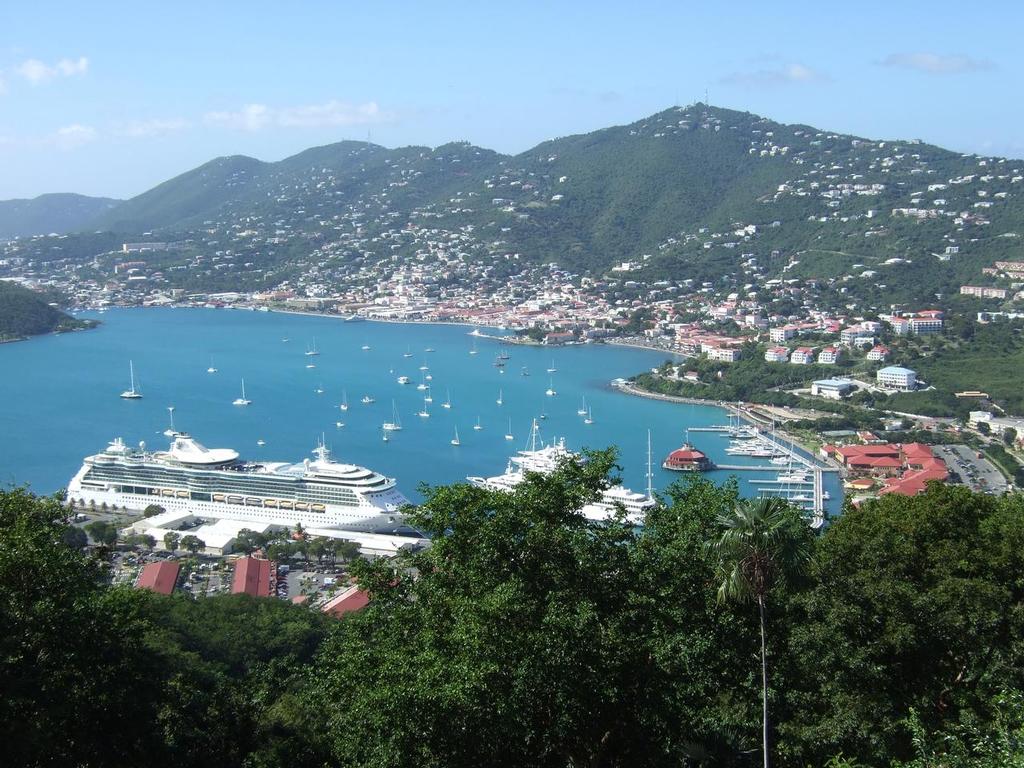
[467,420,656,525]
[67,433,410,533]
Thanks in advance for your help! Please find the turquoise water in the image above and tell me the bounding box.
[0,308,840,510]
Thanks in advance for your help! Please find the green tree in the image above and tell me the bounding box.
[163,530,180,551]
[708,496,811,768]
[233,528,264,556]
[1003,428,1017,447]
[143,503,165,517]
[784,485,1024,765]
[179,535,204,554]
[62,525,88,550]
[333,540,360,564]
[978,421,991,436]
[85,520,119,547]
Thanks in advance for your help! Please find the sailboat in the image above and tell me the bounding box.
[417,395,431,418]
[424,386,433,403]
[403,346,413,358]
[419,362,429,371]
[545,377,557,396]
[207,357,217,374]
[383,400,402,431]
[547,359,557,373]
[442,389,452,409]
[336,421,345,428]
[450,427,461,446]
[305,338,320,357]
[469,340,478,355]
[314,383,324,395]
[232,378,251,406]
[340,390,349,411]
[577,396,587,416]
[361,394,375,404]
[256,439,266,446]
[361,343,371,351]
[120,360,143,399]
[496,388,503,406]
[162,406,178,437]
[416,374,428,391]
[584,406,593,425]
[521,365,530,377]
[504,418,514,441]
[473,415,483,431]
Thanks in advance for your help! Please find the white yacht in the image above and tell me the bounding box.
[382,400,403,432]
[450,427,461,447]
[162,406,180,438]
[207,358,218,374]
[340,391,349,411]
[67,434,410,533]
[545,378,557,396]
[442,389,452,409]
[467,421,655,525]
[305,339,320,357]
[577,396,587,416]
[361,395,375,404]
[120,360,143,400]
[233,378,251,406]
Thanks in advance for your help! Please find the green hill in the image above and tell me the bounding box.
[7,104,1024,300]
[0,281,92,341]
[0,193,121,240]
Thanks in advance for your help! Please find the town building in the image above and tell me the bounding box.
[769,326,796,343]
[764,346,789,363]
[322,585,371,618]
[866,345,890,362]
[231,556,274,597]
[135,561,180,595]
[960,285,1008,300]
[790,347,814,365]
[817,347,839,364]
[706,346,741,362]
[877,365,917,390]
[811,378,855,400]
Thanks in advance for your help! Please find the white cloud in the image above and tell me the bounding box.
[879,52,992,74]
[205,100,391,131]
[720,61,828,88]
[51,123,97,150]
[115,117,190,138]
[15,56,89,85]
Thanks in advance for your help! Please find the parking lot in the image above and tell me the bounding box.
[933,444,1009,495]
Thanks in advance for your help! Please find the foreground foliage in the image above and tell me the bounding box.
[2,465,1022,767]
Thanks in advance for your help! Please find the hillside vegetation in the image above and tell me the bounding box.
[0,193,120,240]
[7,104,1024,301]
[0,281,91,341]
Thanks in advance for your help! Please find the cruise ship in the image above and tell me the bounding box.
[467,421,656,525]
[67,433,410,533]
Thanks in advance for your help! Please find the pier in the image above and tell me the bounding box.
[695,424,831,526]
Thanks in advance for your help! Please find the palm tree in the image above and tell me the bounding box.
[708,496,811,768]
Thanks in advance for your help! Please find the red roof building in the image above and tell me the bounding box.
[322,585,371,618]
[662,444,712,472]
[231,557,274,597]
[828,442,949,497]
[135,561,180,595]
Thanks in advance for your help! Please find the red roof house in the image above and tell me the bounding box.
[135,561,180,595]
[231,557,273,597]
[322,585,371,618]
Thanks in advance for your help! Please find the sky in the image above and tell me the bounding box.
[1,0,1021,199]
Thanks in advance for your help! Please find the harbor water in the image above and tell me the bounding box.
[0,308,841,512]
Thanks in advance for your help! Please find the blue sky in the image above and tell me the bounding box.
[1,0,1020,199]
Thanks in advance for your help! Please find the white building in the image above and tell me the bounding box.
[877,365,917,390]
[707,346,742,362]
[790,347,814,365]
[764,346,789,363]
[811,378,855,400]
